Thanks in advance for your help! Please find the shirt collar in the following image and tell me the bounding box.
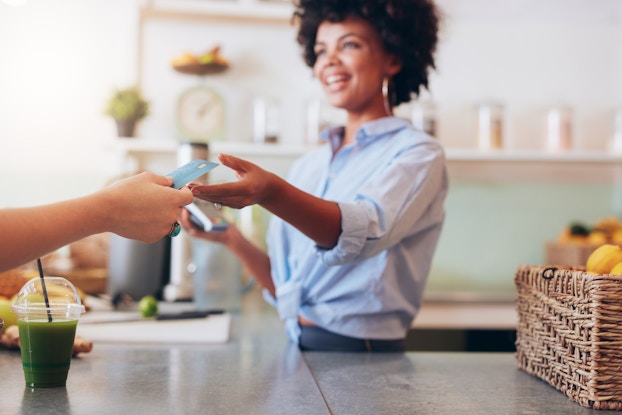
[320,117,411,150]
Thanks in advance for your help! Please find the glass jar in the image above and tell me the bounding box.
[476,102,504,150]
[305,98,346,146]
[253,97,280,144]
[546,106,573,152]
[612,109,622,153]
[411,100,437,137]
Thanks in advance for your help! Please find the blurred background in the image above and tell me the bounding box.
[1,0,622,301]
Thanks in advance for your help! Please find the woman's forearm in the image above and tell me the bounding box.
[261,175,342,249]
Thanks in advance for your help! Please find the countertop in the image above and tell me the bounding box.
[414,301,517,330]
[1,310,617,415]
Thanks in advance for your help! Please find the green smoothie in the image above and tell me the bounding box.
[18,319,78,388]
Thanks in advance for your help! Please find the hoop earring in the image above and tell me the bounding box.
[382,77,392,115]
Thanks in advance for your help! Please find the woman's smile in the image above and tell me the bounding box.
[324,73,350,92]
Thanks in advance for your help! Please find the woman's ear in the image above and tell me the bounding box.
[385,54,402,77]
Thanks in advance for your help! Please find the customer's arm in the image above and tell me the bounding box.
[0,172,193,272]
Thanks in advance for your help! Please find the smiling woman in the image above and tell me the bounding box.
[185,0,448,352]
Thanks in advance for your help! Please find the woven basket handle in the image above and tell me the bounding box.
[542,266,557,280]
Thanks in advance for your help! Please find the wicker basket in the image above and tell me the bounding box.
[515,264,622,410]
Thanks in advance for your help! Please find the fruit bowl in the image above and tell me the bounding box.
[173,62,229,76]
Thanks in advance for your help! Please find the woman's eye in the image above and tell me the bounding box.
[342,41,360,50]
[314,47,326,56]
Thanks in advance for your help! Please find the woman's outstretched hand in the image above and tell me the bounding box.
[189,153,278,209]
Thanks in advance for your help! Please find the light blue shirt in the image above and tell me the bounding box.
[264,116,448,343]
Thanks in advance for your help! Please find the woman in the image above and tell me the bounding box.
[183,0,447,352]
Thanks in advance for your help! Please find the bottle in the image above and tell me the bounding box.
[191,238,242,312]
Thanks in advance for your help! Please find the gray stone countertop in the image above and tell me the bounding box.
[1,310,619,415]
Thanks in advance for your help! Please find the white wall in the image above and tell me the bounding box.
[434,0,622,151]
[1,0,621,207]
[0,0,139,206]
[140,16,316,145]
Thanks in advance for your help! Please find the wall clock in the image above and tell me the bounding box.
[177,85,225,142]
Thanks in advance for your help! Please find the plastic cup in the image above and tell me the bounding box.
[12,277,85,388]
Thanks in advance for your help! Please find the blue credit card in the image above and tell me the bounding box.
[167,159,219,189]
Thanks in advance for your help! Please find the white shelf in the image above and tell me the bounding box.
[111,138,622,162]
[108,138,309,157]
[144,0,294,23]
[112,137,178,153]
[446,148,622,164]
[107,138,622,184]
[210,141,311,157]
[446,148,622,184]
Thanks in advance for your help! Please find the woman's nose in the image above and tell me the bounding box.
[324,48,339,66]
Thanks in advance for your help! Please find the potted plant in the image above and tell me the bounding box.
[103,86,150,137]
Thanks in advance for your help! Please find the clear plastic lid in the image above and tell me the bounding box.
[12,276,85,319]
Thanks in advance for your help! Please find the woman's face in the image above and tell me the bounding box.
[313,16,400,117]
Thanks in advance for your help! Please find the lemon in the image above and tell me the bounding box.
[586,244,622,274]
[138,295,158,318]
[610,262,622,275]
[587,231,608,246]
[612,230,622,245]
[0,296,17,327]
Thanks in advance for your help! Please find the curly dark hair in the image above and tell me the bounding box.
[293,0,440,107]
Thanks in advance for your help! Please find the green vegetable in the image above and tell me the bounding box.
[138,295,158,318]
[569,222,590,236]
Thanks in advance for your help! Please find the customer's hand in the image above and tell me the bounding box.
[98,172,194,243]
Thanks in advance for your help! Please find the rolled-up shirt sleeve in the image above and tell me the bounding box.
[315,201,368,264]
[316,141,446,267]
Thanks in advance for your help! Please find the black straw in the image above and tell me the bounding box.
[36,258,53,322]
